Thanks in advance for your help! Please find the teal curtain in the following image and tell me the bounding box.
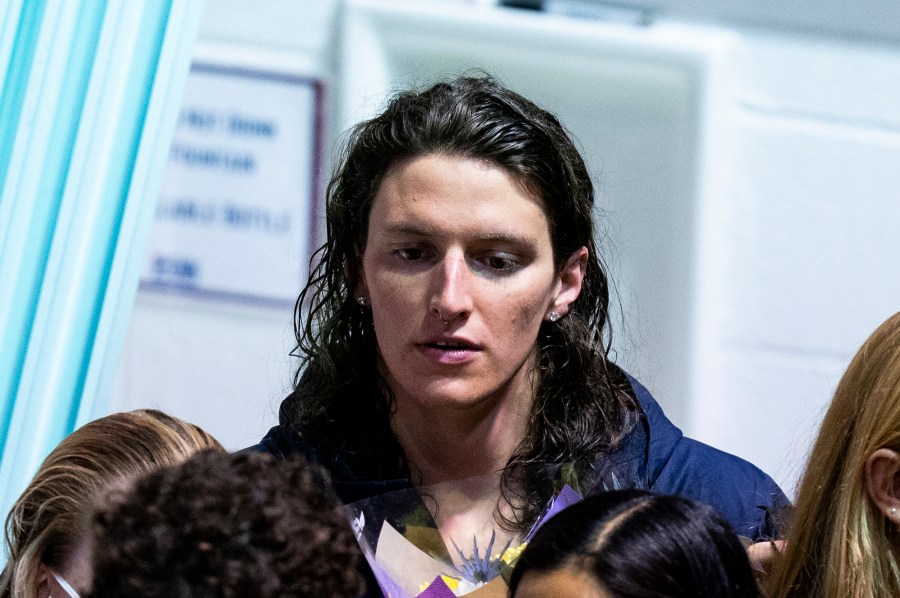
[0,0,205,517]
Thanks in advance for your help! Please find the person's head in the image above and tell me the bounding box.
[767,311,900,598]
[292,74,634,494]
[1,409,223,598]
[508,489,760,598]
[88,451,364,598]
[326,73,604,337]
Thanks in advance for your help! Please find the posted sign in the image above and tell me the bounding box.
[141,64,321,305]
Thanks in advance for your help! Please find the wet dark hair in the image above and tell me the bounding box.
[288,74,636,526]
[89,451,364,598]
[509,489,761,598]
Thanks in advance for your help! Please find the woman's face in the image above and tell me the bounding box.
[514,567,609,598]
[358,154,586,415]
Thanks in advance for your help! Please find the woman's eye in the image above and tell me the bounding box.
[396,248,423,261]
[483,255,517,272]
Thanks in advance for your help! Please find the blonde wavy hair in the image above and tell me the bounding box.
[0,409,223,598]
[767,311,900,598]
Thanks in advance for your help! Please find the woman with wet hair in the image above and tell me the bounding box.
[251,75,786,574]
[1,409,222,598]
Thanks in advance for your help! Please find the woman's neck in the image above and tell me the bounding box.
[390,393,533,557]
[390,380,534,488]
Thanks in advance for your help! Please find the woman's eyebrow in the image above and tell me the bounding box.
[384,222,535,247]
[381,223,435,238]
[380,223,536,247]
[476,231,534,246]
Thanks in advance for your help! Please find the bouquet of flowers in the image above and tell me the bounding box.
[346,464,632,597]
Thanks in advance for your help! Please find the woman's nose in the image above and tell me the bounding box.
[429,252,473,325]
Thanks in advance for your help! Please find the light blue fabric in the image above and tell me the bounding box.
[0,0,205,521]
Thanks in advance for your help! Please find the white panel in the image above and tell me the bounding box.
[704,348,849,499]
[198,0,339,61]
[736,34,900,126]
[724,113,900,356]
[110,293,291,450]
[690,31,900,497]
[609,0,900,43]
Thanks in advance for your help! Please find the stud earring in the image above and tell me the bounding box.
[548,311,560,322]
[356,296,369,307]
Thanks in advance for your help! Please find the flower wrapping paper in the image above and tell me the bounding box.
[347,484,586,598]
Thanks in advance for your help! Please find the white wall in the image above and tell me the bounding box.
[692,32,900,495]
[110,1,900,498]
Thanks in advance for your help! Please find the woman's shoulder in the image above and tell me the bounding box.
[622,373,790,541]
[242,423,311,461]
[244,383,323,461]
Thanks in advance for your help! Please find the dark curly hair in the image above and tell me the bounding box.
[288,74,637,526]
[509,489,761,597]
[88,451,364,598]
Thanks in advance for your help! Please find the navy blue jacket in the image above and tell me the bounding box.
[250,374,789,542]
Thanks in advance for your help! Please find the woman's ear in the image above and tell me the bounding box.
[37,563,52,596]
[865,448,900,525]
[548,246,588,320]
[351,255,369,303]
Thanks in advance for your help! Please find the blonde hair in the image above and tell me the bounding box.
[767,312,900,598]
[0,409,223,598]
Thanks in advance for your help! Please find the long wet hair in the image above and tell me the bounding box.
[766,312,900,598]
[508,489,761,597]
[287,75,637,524]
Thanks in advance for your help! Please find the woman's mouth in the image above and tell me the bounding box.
[429,340,470,349]
[418,339,481,364]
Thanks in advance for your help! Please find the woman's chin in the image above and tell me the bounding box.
[396,382,494,413]
[389,369,533,418]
